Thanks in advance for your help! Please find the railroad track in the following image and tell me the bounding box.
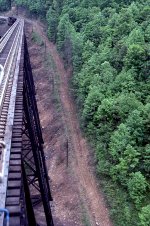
[0,20,19,55]
[0,18,24,226]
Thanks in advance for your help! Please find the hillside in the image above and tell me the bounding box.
[1,0,150,225]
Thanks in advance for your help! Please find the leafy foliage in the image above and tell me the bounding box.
[127,172,148,208]
[44,1,150,224]
[139,205,150,226]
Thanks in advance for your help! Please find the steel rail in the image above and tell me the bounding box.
[0,19,19,53]
[0,19,24,226]
[0,19,23,173]
[0,21,22,116]
[0,19,16,43]
[0,19,18,44]
[0,20,19,87]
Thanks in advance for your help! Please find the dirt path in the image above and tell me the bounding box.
[25,18,112,226]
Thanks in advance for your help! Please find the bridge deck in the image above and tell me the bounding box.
[0,19,24,226]
[5,46,24,226]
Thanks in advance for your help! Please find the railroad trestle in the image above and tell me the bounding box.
[0,18,54,226]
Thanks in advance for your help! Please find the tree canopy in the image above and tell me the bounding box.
[45,1,150,224]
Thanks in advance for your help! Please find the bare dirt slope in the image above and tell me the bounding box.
[25,18,112,226]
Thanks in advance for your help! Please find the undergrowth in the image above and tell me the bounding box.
[31,31,44,46]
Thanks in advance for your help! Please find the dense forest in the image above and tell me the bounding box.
[0,0,11,10]
[1,0,150,225]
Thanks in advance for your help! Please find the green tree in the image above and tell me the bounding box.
[82,40,96,62]
[125,44,149,81]
[110,145,140,184]
[139,205,150,226]
[46,7,58,42]
[127,172,148,208]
